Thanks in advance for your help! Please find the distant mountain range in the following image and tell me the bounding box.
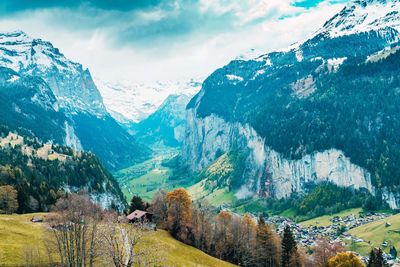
[183,0,400,208]
[0,31,149,170]
[95,78,201,123]
[130,94,192,147]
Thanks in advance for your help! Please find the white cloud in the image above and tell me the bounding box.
[0,1,346,83]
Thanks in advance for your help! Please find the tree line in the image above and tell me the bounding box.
[146,188,390,267]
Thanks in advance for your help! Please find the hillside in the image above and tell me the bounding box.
[0,126,126,212]
[130,94,192,147]
[0,213,236,267]
[348,213,400,255]
[183,0,400,209]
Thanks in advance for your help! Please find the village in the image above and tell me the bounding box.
[265,212,400,265]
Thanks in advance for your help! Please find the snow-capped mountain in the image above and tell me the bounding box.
[183,0,400,208]
[0,31,106,116]
[0,30,149,169]
[317,0,400,38]
[95,78,201,123]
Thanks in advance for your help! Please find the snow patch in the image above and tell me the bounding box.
[295,50,304,62]
[226,74,244,82]
[327,57,347,72]
[291,75,316,98]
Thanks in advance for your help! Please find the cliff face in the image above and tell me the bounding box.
[183,108,399,208]
[182,0,400,208]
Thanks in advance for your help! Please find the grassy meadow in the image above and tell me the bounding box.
[0,213,235,266]
[347,213,400,255]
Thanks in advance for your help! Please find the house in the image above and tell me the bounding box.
[127,210,153,224]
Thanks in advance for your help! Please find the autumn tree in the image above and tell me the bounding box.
[328,252,365,267]
[281,224,301,267]
[165,188,193,242]
[312,238,344,267]
[0,185,18,214]
[231,213,257,266]
[213,210,235,261]
[191,203,213,252]
[255,217,281,267]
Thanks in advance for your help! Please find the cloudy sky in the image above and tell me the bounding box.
[0,0,349,83]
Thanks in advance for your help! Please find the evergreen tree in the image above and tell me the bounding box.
[128,195,145,213]
[389,246,397,260]
[367,249,377,267]
[281,224,299,267]
[368,248,388,267]
[255,217,280,267]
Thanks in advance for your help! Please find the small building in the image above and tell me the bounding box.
[127,210,153,224]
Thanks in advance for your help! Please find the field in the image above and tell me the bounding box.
[115,147,179,201]
[347,213,400,255]
[142,230,235,267]
[0,213,235,266]
[188,180,236,206]
[0,213,50,266]
[300,208,362,227]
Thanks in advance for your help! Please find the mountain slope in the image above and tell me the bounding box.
[131,94,192,147]
[0,126,126,212]
[0,31,149,169]
[183,0,400,208]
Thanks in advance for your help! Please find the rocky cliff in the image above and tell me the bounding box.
[183,0,400,208]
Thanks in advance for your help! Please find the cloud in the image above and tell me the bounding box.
[0,0,164,13]
[0,0,349,83]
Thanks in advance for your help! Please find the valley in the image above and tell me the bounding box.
[0,0,400,266]
[115,147,183,201]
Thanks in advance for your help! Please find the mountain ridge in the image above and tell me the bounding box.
[0,30,150,170]
[183,0,400,208]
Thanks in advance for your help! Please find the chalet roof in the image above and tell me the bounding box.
[127,210,151,220]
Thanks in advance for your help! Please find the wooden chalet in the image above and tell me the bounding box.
[127,210,153,223]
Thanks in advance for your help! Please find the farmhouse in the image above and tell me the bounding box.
[127,210,153,223]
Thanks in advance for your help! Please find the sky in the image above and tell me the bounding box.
[0,0,349,83]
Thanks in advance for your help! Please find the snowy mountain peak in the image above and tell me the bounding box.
[95,78,202,123]
[0,31,81,74]
[317,0,400,38]
[0,30,106,116]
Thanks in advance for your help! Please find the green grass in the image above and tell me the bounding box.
[188,180,236,206]
[0,213,50,266]
[115,147,180,201]
[123,167,171,201]
[347,213,400,255]
[0,213,237,266]
[141,230,236,267]
[300,208,362,227]
[280,208,297,218]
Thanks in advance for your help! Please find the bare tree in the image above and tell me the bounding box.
[100,212,163,267]
[148,190,168,227]
[311,238,344,267]
[47,192,103,267]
